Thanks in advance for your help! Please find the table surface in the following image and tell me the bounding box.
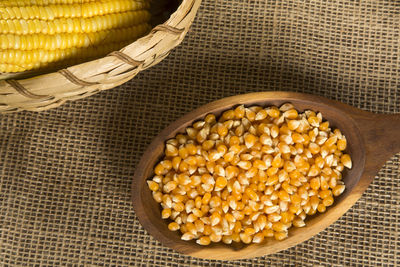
[1,0,399,266]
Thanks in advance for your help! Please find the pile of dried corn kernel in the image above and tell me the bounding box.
[147,103,351,245]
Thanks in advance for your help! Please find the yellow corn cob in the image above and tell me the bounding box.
[0,0,96,7]
[0,0,151,73]
[0,64,27,73]
[0,23,150,50]
[0,0,150,20]
[0,24,150,73]
[0,40,133,72]
[0,25,149,64]
[1,10,150,34]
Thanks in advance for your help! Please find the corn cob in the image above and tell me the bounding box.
[0,0,151,73]
[0,25,149,62]
[0,0,150,20]
[0,40,133,73]
[0,23,150,50]
[0,0,96,7]
[1,10,150,35]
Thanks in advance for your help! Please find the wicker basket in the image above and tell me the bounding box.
[0,0,201,113]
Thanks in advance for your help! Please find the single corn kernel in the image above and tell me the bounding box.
[239,233,252,244]
[210,233,222,242]
[289,204,300,214]
[165,144,178,156]
[230,233,240,243]
[309,177,320,190]
[319,121,329,131]
[267,107,280,118]
[292,133,305,144]
[208,150,222,162]
[255,109,268,120]
[245,188,259,201]
[222,235,233,244]
[310,195,320,211]
[237,160,252,170]
[202,140,215,151]
[162,208,172,219]
[172,156,182,171]
[154,163,166,176]
[178,147,189,159]
[209,196,222,208]
[217,123,228,137]
[322,196,334,207]
[341,154,352,169]
[244,133,257,148]
[245,108,256,121]
[320,176,329,190]
[173,202,185,212]
[147,180,159,191]
[278,190,290,202]
[293,217,306,227]
[272,154,283,168]
[234,105,245,119]
[229,136,241,146]
[325,136,338,147]
[309,143,320,154]
[168,222,180,231]
[308,116,319,127]
[266,167,279,177]
[186,222,197,235]
[221,110,235,121]
[337,139,347,151]
[332,184,345,197]
[274,231,288,241]
[270,125,280,138]
[308,165,321,177]
[185,155,197,166]
[217,144,228,155]
[201,205,210,214]
[196,236,211,245]
[319,190,332,199]
[179,161,189,172]
[268,213,281,222]
[205,114,216,124]
[263,229,274,237]
[215,176,228,191]
[163,181,178,193]
[211,212,222,226]
[244,227,256,236]
[284,109,298,119]
[192,208,203,218]
[203,225,212,235]
[181,232,195,241]
[152,191,163,203]
[317,203,326,213]
[252,233,265,243]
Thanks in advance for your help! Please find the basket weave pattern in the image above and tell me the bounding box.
[0,0,201,113]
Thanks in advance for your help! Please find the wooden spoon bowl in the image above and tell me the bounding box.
[131,92,400,260]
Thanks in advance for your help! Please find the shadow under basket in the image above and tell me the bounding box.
[0,0,201,113]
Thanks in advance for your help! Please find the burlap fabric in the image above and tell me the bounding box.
[0,0,399,265]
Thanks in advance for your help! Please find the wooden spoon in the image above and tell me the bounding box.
[131,92,400,260]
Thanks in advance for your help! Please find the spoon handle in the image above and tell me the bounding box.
[353,113,400,166]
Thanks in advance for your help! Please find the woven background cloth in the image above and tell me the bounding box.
[1,0,400,265]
